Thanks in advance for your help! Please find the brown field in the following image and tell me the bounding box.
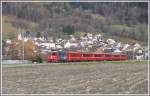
[2,61,148,94]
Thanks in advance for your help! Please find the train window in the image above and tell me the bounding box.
[52,53,57,55]
[83,54,86,57]
[105,54,111,57]
[95,54,103,57]
[114,55,119,57]
[121,55,125,57]
[83,54,92,57]
[94,54,102,57]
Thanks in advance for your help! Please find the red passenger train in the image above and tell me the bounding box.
[47,51,127,62]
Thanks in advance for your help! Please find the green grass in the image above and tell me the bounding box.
[92,60,148,64]
[110,24,131,30]
[63,60,148,65]
[2,60,148,68]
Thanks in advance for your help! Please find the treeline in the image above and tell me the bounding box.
[71,2,148,25]
[2,2,148,43]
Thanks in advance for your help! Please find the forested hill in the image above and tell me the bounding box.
[2,2,148,44]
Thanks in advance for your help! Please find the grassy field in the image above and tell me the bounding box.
[2,60,148,94]
[2,60,148,68]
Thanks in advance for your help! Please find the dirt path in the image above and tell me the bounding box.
[2,63,148,94]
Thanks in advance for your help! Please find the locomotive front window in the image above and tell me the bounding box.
[72,54,78,57]
[59,52,67,60]
[59,52,66,57]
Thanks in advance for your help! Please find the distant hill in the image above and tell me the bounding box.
[2,2,148,45]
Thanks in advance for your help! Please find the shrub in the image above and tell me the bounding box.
[62,25,75,35]
[32,55,43,63]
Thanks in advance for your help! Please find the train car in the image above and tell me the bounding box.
[47,51,127,62]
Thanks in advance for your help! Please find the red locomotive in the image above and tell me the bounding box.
[47,51,127,62]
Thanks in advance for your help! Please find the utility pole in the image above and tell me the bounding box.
[22,30,24,64]
[133,50,134,60]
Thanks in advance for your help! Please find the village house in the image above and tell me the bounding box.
[3,32,148,61]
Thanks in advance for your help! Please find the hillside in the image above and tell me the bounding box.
[2,2,148,45]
